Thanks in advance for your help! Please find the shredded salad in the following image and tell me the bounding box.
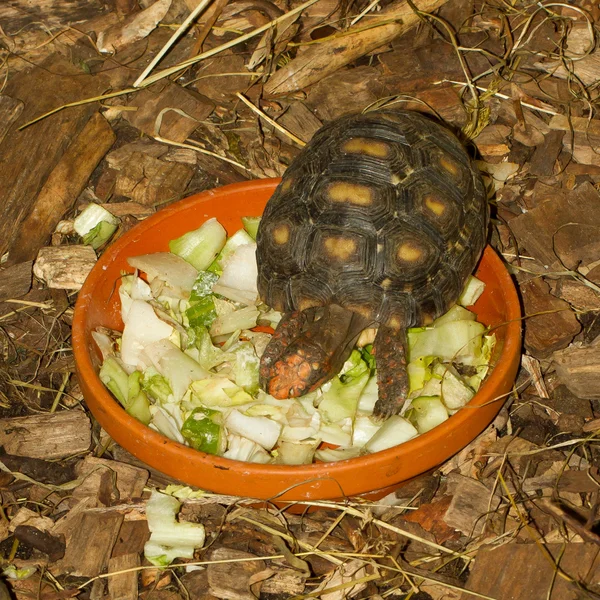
[92,214,496,465]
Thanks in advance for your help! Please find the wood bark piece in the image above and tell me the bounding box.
[0,453,77,485]
[14,525,65,562]
[443,474,499,536]
[462,542,600,600]
[473,124,510,158]
[304,66,383,121]
[207,548,266,600]
[108,553,140,600]
[8,113,116,264]
[75,456,149,500]
[509,182,600,270]
[276,102,323,144]
[556,279,600,311]
[112,520,150,557]
[122,81,213,143]
[553,341,600,400]
[264,0,450,96]
[0,55,107,258]
[97,0,171,53]
[100,202,155,218]
[529,129,564,176]
[0,410,91,460]
[0,0,108,32]
[0,261,33,302]
[56,510,124,577]
[33,245,97,290]
[114,152,195,205]
[0,96,23,145]
[521,277,581,358]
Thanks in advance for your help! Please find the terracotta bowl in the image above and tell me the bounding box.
[72,179,522,502]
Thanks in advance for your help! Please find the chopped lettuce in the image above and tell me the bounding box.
[144,490,205,567]
[169,217,227,270]
[181,407,225,454]
[241,216,261,240]
[406,396,449,434]
[74,203,119,249]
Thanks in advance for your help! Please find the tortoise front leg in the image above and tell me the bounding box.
[372,325,409,420]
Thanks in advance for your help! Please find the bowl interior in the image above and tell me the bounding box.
[73,179,521,501]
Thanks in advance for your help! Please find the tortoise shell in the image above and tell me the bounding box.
[256,110,489,330]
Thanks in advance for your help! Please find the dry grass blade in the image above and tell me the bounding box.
[295,501,466,559]
[235,92,306,147]
[134,0,215,87]
[234,513,343,565]
[151,106,251,170]
[136,0,320,88]
[18,88,138,130]
[350,0,383,26]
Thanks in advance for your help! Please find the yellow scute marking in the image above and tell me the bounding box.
[380,277,392,290]
[323,236,357,260]
[272,224,290,245]
[396,242,424,262]
[342,138,391,158]
[327,182,374,206]
[387,315,402,329]
[440,156,459,176]
[425,195,447,216]
[280,177,294,193]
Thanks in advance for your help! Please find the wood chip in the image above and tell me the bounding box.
[97,0,171,53]
[510,182,600,270]
[0,410,91,460]
[207,548,266,600]
[552,341,600,400]
[264,0,450,96]
[33,245,97,290]
[0,95,24,145]
[55,510,123,577]
[8,112,116,264]
[0,261,33,302]
[443,473,499,536]
[108,553,140,600]
[556,279,600,311]
[0,55,107,258]
[521,277,581,358]
[529,130,564,177]
[75,456,149,501]
[462,542,600,599]
[122,81,213,143]
[114,152,195,205]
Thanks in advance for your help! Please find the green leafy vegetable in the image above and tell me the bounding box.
[181,407,225,454]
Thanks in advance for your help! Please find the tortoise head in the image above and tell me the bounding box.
[259,305,371,399]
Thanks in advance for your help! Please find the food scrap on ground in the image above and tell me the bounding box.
[1,0,600,597]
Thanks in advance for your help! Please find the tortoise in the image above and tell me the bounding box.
[255,110,489,419]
